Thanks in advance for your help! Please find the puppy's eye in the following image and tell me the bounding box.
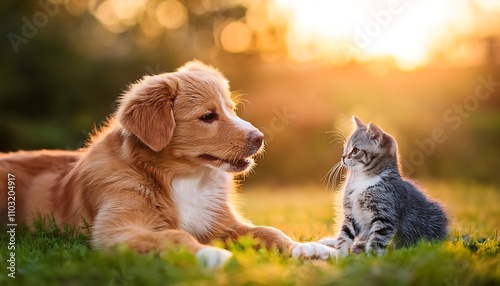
[200,112,217,123]
[351,147,360,155]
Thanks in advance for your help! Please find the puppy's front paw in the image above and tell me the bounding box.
[317,237,339,248]
[291,242,338,260]
[196,246,232,269]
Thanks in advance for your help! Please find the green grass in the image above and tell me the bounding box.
[1,181,499,285]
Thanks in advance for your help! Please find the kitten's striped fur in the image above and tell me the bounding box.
[319,116,448,256]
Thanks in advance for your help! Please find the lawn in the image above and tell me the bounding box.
[1,181,499,286]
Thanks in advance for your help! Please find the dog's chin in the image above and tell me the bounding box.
[198,154,254,173]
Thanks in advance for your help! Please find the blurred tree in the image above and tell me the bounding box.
[0,0,257,151]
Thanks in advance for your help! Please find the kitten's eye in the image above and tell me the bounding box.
[351,147,360,155]
[200,112,218,123]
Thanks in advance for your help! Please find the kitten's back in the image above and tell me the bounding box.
[394,178,448,247]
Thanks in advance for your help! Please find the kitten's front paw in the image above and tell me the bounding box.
[291,242,338,260]
[196,246,232,269]
[365,245,385,256]
[317,237,339,249]
[351,240,366,254]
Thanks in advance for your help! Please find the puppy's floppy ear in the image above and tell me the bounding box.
[117,75,178,152]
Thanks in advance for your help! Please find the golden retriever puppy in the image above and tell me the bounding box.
[0,61,337,268]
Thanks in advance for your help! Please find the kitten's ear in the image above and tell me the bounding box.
[352,116,367,129]
[117,74,178,152]
[367,123,383,145]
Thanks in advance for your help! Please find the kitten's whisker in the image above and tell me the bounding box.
[331,162,344,189]
[329,138,345,148]
[327,129,347,148]
[322,161,344,190]
[336,127,347,140]
[321,164,337,189]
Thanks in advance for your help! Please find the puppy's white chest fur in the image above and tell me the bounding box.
[170,169,230,239]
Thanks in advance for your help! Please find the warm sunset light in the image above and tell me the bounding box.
[83,0,500,69]
[274,0,500,69]
[274,0,456,69]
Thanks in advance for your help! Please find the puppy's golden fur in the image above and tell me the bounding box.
[0,61,336,267]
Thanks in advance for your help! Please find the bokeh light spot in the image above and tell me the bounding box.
[221,21,252,53]
[156,0,188,30]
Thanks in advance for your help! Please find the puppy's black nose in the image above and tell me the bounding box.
[248,130,264,149]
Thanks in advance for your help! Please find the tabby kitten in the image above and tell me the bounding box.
[319,116,448,256]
